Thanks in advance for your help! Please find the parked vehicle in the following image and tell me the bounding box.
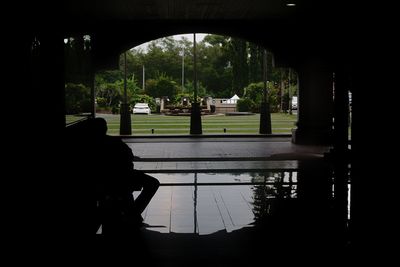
[133,103,151,115]
[291,96,298,110]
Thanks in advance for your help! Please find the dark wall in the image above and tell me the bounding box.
[8,1,395,260]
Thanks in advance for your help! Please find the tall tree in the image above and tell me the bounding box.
[201,35,233,97]
[229,38,248,96]
[248,43,263,83]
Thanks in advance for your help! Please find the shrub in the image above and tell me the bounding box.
[237,98,255,112]
[65,83,91,114]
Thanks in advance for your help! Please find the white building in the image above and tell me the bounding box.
[213,94,240,113]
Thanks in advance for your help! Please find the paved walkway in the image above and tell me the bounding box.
[124,136,331,172]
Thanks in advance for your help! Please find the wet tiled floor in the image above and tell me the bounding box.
[91,138,350,265]
[97,137,332,237]
[134,172,298,235]
[123,137,326,235]
[94,169,350,266]
[140,185,255,235]
[97,171,299,235]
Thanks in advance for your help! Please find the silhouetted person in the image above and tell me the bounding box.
[86,118,160,235]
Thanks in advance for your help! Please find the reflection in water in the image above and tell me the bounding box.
[251,172,297,223]
[193,172,198,234]
[145,168,349,241]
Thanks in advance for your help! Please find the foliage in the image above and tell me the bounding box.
[173,92,192,106]
[145,73,178,99]
[96,97,108,108]
[243,82,281,112]
[95,80,122,108]
[237,98,256,112]
[248,43,263,83]
[94,34,298,113]
[95,71,143,112]
[229,38,248,96]
[268,84,280,113]
[243,82,264,104]
[97,70,123,84]
[65,83,91,114]
[182,80,208,101]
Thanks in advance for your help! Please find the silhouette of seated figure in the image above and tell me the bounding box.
[86,118,160,235]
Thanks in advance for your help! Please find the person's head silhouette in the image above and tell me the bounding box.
[90,118,108,137]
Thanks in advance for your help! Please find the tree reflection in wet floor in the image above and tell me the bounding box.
[129,170,349,237]
[95,170,351,266]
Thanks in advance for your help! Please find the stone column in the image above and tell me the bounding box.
[292,58,334,145]
[37,34,66,132]
[190,33,202,134]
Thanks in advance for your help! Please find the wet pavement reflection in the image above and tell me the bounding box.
[134,169,349,238]
[95,165,351,266]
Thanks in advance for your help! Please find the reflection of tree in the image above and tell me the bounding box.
[252,182,275,222]
[228,172,243,177]
[251,172,296,222]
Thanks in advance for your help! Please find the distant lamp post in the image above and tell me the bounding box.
[288,68,292,115]
[181,46,185,92]
[259,49,272,134]
[190,33,202,134]
[120,51,132,135]
[142,65,145,91]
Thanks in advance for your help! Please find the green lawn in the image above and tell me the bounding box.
[74,113,297,135]
[66,112,355,138]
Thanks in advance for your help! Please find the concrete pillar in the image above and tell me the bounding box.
[292,58,333,145]
[190,102,202,134]
[296,161,337,246]
[190,33,202,135]
[37,35,66,133]
[24,34,67,237]
[119,103,132,135]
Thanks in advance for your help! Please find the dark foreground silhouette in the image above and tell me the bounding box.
[65,118,159,236]
[62,120,357,266]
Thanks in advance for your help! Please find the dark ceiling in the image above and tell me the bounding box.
[36,0,355,27]
[20,0,374,70]
[63,0,306,20]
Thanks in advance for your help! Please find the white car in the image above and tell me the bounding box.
[291,96,298,110]
[133,103,151,115]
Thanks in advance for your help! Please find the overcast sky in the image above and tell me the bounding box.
[134,33,208,52]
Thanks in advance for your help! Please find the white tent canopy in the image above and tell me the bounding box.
[225,94,240,104]
[230,94,240,100]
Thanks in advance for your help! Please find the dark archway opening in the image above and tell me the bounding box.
[65,32,300,136]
